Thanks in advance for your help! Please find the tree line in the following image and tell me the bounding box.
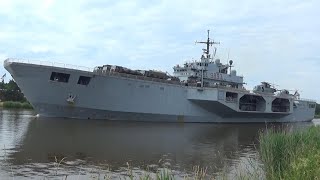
[0,79,27,102]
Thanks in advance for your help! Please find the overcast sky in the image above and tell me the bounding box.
[0,0,319,102]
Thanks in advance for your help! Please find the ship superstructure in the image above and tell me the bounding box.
[172,30,244,89]
[3,30,317,122]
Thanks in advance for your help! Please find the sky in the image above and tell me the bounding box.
[0,0,319,102]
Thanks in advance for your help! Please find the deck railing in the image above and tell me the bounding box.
[296,98,317,102]
[5,58,93,72]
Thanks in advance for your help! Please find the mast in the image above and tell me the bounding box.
[195,30,220,58]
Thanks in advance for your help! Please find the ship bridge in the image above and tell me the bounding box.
[173,30,244,89]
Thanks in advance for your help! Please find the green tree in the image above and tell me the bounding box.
[0,79,27,102]
[0,80,4,89]
[5,79,20,91]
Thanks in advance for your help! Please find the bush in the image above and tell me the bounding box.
[2,101,33,109]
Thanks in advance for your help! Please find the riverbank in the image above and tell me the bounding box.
[0,101,33,109]
[65,127,320,179]
[259,125,320,180]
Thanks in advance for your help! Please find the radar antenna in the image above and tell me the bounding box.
[195,30,220,58]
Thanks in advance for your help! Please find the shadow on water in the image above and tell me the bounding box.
[0,109,318,178]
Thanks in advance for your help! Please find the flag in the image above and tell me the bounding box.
[0,73,6,80]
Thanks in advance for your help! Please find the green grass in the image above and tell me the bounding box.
[259,125,320,180]
[315,114,320,119]
[0,101,33,109]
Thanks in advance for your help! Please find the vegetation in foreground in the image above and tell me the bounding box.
[259,125,320,180]
[0,79,33,109]
[0,79,27,101]
[0,101,33,109]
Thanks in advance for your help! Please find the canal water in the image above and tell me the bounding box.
[0,109,319,179]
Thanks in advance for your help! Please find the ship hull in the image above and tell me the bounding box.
[29,103,314,123]
[4,60,316,123]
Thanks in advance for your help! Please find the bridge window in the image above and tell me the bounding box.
[309,103,316,108]
[77,76,91,85]
[50,72,70,83]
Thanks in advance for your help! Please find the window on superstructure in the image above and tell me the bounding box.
[78,76,91,85]
[50,72,70,83]
[309,104,316,108]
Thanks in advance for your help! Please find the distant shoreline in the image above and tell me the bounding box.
[0,101,33,109]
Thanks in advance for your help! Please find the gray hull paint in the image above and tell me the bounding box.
[4,61,316,123]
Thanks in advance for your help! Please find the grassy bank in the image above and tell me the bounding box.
[315,114,320,118]
[259,126,320,180]
[0,101,33,109]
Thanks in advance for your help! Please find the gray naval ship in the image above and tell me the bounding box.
[3,30,317,122]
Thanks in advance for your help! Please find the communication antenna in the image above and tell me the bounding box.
[213,47,217,58]
[195,30,220,58]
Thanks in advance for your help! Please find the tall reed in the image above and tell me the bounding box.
[259,125,320,180]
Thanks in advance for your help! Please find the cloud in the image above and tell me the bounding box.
[0,0,319,101]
